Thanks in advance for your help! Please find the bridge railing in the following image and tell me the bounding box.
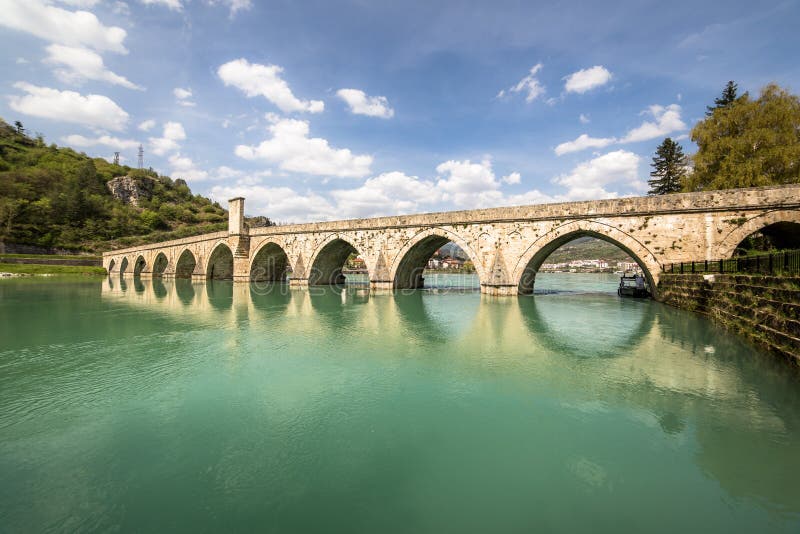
[663,249,800,276]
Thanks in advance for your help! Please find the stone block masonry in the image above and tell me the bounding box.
[658,273,800,363]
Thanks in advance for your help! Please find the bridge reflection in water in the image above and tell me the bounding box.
[99,276,800,516]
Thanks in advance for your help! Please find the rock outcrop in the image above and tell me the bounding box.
[106,175,155,207]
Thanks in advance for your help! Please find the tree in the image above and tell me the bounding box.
[705,81,739,116]
[688,83,800,191]
[647,138,688,195]
[13,121,24,134]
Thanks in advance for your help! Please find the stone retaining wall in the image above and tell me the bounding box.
[658,273,800,363]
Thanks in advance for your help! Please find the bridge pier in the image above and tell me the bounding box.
[481,284,518,296]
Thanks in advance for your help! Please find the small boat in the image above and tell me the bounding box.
[618,272,650,298]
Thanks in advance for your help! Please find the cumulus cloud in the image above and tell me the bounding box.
[234,118,372,178]
[579,114,590,124]
[564,66,612,94]
[499,63,546,102]
[336,89,394,118]
[552,150,642,200]
[173,87,196,107]
[0,0,127,53]
[9,82,129,131]
[210,184,337,222]
[141,0,182,10]
[554,133,616,156]
[62,133,139,150]
[168,153,209,181]
[206,0,252,16]
[44,44,142,89]
[218,58,324,114]
[620,104,686,143]
[138,119,156,131]
[502,172,521,184]
[330,172,439,218]
[148,121,186,156]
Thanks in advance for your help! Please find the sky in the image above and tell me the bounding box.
[1,0,799,223]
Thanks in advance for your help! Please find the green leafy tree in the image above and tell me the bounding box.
[688,83,800,191]
[13,121,24,134]
[647,138,688,195]
[705,81,739,116]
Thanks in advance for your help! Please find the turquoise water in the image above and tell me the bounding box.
[1,273,799,533]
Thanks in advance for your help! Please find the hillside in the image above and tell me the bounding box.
[0,118,234,253]
[543,236,633,263]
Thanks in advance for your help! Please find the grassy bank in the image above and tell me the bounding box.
[0,253,102,261]
[0,263,106,276]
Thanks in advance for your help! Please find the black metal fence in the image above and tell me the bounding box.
[663,249,800,275]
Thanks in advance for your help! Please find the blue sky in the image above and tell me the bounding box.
[1,0,798,222]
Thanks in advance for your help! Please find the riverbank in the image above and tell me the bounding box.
[0,263,107,276]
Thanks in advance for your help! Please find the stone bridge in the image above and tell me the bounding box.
[103,184,800,299]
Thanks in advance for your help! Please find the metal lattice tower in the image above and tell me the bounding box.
[113,152,120,165]
[137,144,143,169]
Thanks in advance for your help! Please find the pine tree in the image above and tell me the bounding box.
[705,81,739,116]
[647,138,688,195]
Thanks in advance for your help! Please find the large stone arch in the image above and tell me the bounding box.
[119,256,129,275]
[307,234,364,285]
[249,240,290,282]
[206,241,234,280]
[512,220,661,297]
[152,252,169,277]
[175,248,197,279]
[133,254,147,276]
[389,227,486,289]
[716,209,800,258]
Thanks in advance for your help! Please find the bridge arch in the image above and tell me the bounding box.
[308,234,364,285]
[250,241,290,282]
[119,256,129,275]
[108,258,116,273]
[390,227,485,289]
[152,252,169,277]
[175,249,197,278]
[206,242,234,280]
[133,254,147,276]
[512,220,661,297]
[717,209,800,258]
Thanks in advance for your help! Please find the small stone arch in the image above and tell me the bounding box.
[717,209,800,258]
[152,252,169,277]
[119,256,129,275]
[249,241,290,282]
[108,258,116,273]
[206,242,234,280]
[512,220,661,297]
[133,254,147,276]
[307,234,363,285]
[175,248,197,278]
[389,227,486,289]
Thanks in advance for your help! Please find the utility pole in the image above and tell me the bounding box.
[113,152,120,165]
[137,144,144,169]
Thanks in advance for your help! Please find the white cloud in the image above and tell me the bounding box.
[173,87,196,107]
[44,44,142,89]
[16,57,29,64]
[330,172,439,218]
[434,159,507,209]
[9,82,129,131]
[206,0,252,17]
[148,121,186,156]
[235,118,372,178]
[552,150,642,200]
[0,0,127,53]
[141,0,182,10]
[620,104,686,143]
[564,66,612,94]
[168,153,208,182]
[210,184,337,222]
[502,172,521,184]
[336,89,394,118]
[554,133,616,156]
[62,133,139,150]
[501,63,546,102]
[579,113,590,124]
[138,119,156,131]
[56,0,101,6]
[218,58,324,114]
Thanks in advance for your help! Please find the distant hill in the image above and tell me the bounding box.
[0,118,270,253]
[543,236,633,263]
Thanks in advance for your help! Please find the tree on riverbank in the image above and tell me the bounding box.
[687,83,800,191]
[648,138,688,195]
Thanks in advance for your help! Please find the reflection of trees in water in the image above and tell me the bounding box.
[206,280,234,311]
[517,294,655,358]
[174,278,195,305]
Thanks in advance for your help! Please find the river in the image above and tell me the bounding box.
[1,273,798,532]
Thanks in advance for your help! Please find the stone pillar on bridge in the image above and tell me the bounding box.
[228,197,251,282]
